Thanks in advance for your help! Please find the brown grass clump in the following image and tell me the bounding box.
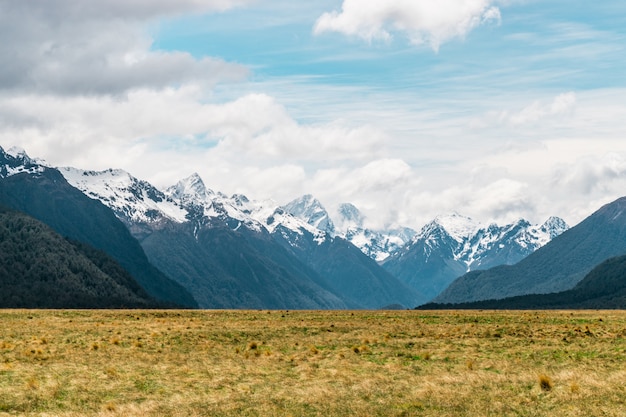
[539,374,554,392]
[103,401,117,412]
[25,377,39,390]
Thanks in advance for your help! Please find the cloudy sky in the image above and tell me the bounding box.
[1,0,626,229]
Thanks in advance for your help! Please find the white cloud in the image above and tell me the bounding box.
[551,153,626,195]
[0,89,387,166]
[314,0,501,50]
[498,92,577,126]
[0,0,250,95]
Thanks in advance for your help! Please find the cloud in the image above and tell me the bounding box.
[500,92,577,126]
[0,89,387,166]
[314,0,501,50]
[0,0,250,95]
[551,153,626,195]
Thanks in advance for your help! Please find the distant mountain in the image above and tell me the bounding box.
[62,169,349,309]
[62,168,421,309]
[283,194,336,234]
[382,213,568,301]
[419,254,626,310]
[333,203,416,262]
[0,206,160,308]
[433,197,626,304]
[0,146,47,178]
[0,146,198,308]
[261,205,424,308]
[284,198,415,262]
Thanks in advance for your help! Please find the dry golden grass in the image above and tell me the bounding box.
[1,309,625,416]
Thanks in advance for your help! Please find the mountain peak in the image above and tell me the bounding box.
[7,146,29,159]
[540,216,569,237]
[167,173,214,203]
[61,167,188,224]
[431,213,480,242]
[283,194,335,234]
[0,145,47,178]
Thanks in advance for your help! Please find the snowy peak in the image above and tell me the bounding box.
[540,216,569,238]
[0,146,47,178]
[61,165,322,238]
[330,202,416,262]
[283,194,335,234]
[165,173,214,204]
[60,167,188,224]
[410,213,569,271]
[430,213,480,243]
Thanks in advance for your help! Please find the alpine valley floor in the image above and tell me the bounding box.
[1,309,625,417]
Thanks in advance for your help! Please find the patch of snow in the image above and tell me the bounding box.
[60,167,188,223]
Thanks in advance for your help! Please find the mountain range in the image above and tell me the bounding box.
[6,145,622,310]
[60,167,422,309]
[382,213,569,300]
[432,196,626,305]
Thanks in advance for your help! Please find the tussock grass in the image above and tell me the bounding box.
[0,309,625,416]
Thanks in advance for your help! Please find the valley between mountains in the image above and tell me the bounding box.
[2,145,626,309]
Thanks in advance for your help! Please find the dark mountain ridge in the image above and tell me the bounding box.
[418,253,626,310]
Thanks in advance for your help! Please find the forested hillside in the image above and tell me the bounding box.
[0,206,161,308]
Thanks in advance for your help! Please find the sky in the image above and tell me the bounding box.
[1,0,626,230]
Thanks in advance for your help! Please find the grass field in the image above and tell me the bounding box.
[1,309,625,416]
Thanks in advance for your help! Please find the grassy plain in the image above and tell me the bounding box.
[1,309,625,416]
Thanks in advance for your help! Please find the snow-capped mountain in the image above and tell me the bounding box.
[61,167,188,226]
[283,194,336,234]
[411,213,569,271]
[0,146,47,178]
[383,213,569,301]
[57,166,420,308]
[433,197,626,305]
[284,199,416,262]
[0,145,579,309]
[334,203,416,262]
[0,149,198,308]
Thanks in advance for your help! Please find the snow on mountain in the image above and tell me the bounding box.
[59,166,330,244]
[411,213,569,272]
[283,194,335,234]
[163,174,265,233]
[4,147,568,268]
[60,167,188,224]
[429,213,481,244]
[336,203,365,230]
[0,146,47,178]
[166,172,215,204]
[332,203,416,262]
